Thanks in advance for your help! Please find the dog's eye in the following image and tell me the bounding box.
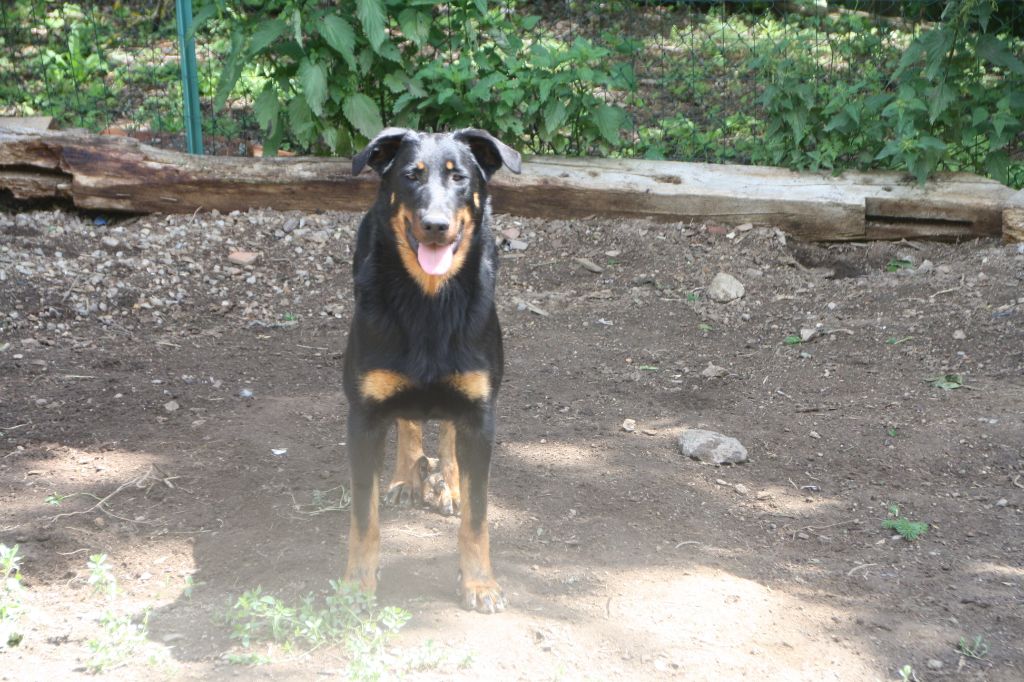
[450,172,466,182]
[404,170,420,181]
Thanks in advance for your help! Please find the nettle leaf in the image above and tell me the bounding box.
[927,83,955,124]
[342,92,383,139]
[397,8,430,48]
[297,58,328,116]
[977,34,1024,75]
[254,85,280,130]
[320,15,357,71]
[356,0,387,52]
[594,104,625,144]
[249,19,287,56]
[542,99,567,136]
[287,95,315,142]
[214,29,245,111]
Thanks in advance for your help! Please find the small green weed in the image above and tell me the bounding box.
[697,323,714,333]
[928,373,965,390]
[898,664,919,681]
[1,544,26,648]
[83,553,163,673]
[225,580,412,678]
[882,504,928,541]
[885,336,913,345]
[886,426,899,438]
[784,334,802,346]
[957,635,990,660]
[885,258,914,272]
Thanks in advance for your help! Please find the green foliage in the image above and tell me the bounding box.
[752,0,1024,184]
[225,580,411,678]
[82,553,162,673]
[957,634,990,659]
[1,544,25,648]
[882,504,929,541]
[195,0,633,155]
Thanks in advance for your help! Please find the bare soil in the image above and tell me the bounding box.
[1,205,1022,680]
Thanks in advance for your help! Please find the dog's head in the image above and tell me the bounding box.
[352,128,521,294]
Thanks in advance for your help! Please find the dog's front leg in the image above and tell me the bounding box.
[455,413,505,613]
[344,407,388,594]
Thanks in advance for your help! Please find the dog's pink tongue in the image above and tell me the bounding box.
[417,242,455,275]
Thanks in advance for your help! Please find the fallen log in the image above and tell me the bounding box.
[1,125,1018,241]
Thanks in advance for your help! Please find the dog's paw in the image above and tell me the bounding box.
[458,572,507,614]
[384,456,433,507]
[422,471,458,516]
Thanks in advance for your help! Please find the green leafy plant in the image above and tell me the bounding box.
[885,258,915,272]
[898,664,919,682]
[83,553,161,673]
[1,544,26,648]
[883,504,929,541]
[957,634,990,659]
[195,0,633,156]
[784,334,802,346]
[928,373,965,390]
[225,580,412,677]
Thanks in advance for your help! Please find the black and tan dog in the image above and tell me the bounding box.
[343,128,521,613]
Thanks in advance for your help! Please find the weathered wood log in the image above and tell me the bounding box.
[1003,189,1024,243]
[1,125,1018,241]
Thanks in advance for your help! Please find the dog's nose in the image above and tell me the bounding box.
[421,216,449,233]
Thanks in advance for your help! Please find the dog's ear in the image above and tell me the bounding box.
[352,128,413,176]
[453,128,522,180]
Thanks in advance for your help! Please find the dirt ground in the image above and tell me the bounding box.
[1,202,1022,681]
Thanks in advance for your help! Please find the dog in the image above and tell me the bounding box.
[342,128,521,613]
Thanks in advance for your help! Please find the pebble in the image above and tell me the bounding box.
[926,659,943,670]
[953,329,966,340]
[995,498,1008,507]
[507,239,529,251]
[575,257,603,273]
[678,429,748,465]
[101,236,120,248]
[707,272,744,303]
[163,400,179,412]
[227,250,260,266]
[238,388,254,399]
[734,483,749,495]
[701,362,728,378]
[621,418,636,433]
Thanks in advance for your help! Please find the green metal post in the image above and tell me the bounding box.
[175,0,204,154]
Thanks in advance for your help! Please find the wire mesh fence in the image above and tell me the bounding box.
[2,1,1022,181]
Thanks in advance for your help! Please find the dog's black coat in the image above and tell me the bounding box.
[342,128,521,612]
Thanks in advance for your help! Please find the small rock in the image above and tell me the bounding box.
[953,329,966,340]
[271,448,288,457]
[101,236,120,248]
[917,259,934,274]
[734,483,749,495]
[756,490,772,501]
[800,327,819,342]
[809,430,821,439]
[707,272,744,303]
[507,239,529,251]
[227,250,260,266]
[679,429,748,465]
[238,388,254,399]
[641,428,658,436]
[575,257,603,273]
[701,362,728,379]
[605,250,621,258]
[796,531,810,540]
[995,498,1008,507]
[621,418,636,433]
[93,516,106,529]
[926,659,943,671]
[501,227,521,241]
[163,400,179,412]
[735,223,754,232]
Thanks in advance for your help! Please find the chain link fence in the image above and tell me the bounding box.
[2,1,1022,179]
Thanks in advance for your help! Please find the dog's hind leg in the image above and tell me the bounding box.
[385,419,426,507]
[344,409,388,594]
[455,415,505,613]
[423,420,460,516]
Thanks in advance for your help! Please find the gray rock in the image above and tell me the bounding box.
[678,429,748,465]
[707,272,745,303]
[926,659,943,671]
